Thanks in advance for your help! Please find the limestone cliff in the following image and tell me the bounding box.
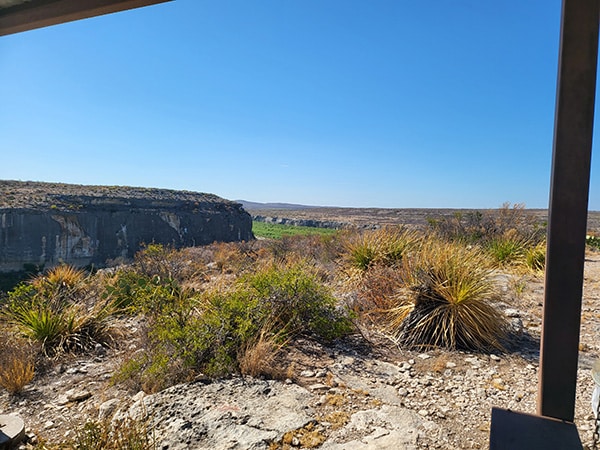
[0,181,253,271]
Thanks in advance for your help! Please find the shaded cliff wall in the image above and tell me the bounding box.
[0,201,253,272]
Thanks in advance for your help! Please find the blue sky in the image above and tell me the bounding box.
[1,0,595,209]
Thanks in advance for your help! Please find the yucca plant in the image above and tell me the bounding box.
[390,238,509,352]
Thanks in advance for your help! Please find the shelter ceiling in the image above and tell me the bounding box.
[0,0,171,36]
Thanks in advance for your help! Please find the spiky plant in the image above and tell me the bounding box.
[486,236,526,266]
[343,227,420,274]
[525,242,546,272]
[31,264,86,299]
[3,272,116,355]
[390,238,509,352]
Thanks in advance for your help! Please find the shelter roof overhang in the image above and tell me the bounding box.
[0,0,171,36]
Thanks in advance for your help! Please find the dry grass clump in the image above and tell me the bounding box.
[211,240,262,273]
[484,230,546,272]
[351,265,405,322]
[276,421,326,449]
[390,238,509,351]
[31,264,86,292]
[66,416,155,450]
[0,332,36,393]
[238,324,288,379]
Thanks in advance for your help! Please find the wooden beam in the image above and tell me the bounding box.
[0,0,172,36]
[538,0,600,421]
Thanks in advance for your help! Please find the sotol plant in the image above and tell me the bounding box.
[2,265,116,355]
[389,238,509,351]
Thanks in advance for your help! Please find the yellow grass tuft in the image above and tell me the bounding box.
[0,334,35,393]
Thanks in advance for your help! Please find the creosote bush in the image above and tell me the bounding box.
[114,261,353,392]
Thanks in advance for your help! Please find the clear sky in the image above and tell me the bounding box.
[1,0,597,209]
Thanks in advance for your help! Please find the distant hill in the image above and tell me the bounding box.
[236,200,322,210]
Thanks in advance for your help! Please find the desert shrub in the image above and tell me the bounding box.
[389,238,509,352]
[210,241,261,273]
[427,210,486,243]
[103,269,184,315]
[427,203,546,247]
[0,332,36,393]
[587,234,600,251]
[266,233,344,267]
[133,243,205,284]
[241,262,354,340]
[2,267,117,355]
[350,265,405,321]
[116,262,352,390]
[342,227,420,273]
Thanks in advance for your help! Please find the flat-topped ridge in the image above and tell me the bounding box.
[0,180,232,211]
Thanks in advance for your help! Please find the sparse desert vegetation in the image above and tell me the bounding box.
[5,203,600,449]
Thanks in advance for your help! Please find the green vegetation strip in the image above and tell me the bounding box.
[252,221,337,239]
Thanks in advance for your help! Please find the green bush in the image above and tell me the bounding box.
[587,234,600,250]
[486,236,526,265]
[103,270,183,315]
[241,263,353,340]
[115,262,353,391]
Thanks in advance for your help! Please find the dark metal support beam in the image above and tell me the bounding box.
[0,0,172,37]
[538,0,600,422]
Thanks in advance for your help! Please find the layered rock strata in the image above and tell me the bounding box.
[0,181,252,271]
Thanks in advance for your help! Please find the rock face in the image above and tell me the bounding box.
[0,181,253,272]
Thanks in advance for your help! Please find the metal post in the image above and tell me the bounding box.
[538,0,600,422]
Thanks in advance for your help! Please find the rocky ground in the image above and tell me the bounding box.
[2,256,600,449]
